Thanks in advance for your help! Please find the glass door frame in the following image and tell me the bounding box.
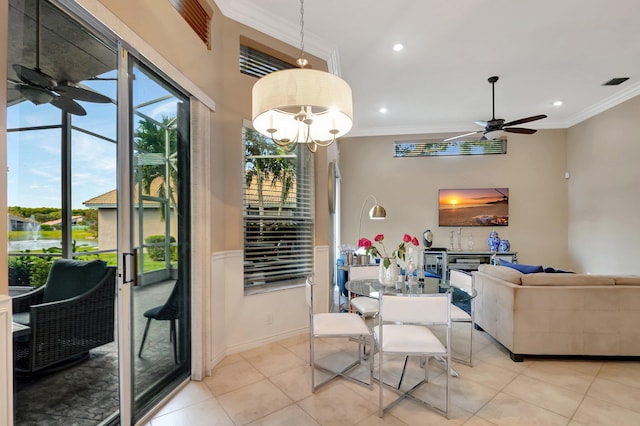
[116,47,193,425]
[5,0,194,423]
[116,42,135,424]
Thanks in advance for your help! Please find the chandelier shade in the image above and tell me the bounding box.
[252,67,353,151]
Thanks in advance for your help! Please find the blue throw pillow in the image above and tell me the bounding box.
[500,259,543,274]
[544,266,575,274]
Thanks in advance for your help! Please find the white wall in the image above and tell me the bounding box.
[338,129,571,270]
[209,247,328,368]
[567,95,640,274]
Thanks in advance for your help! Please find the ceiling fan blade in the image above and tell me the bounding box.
[55,82,112,103]
[443,130,482,142]
[15,84,56,105]
[474,120,488,127]
[503,114,547,127]
[504,127,537,134]
[12,64,57,89]
[51,96,87,116]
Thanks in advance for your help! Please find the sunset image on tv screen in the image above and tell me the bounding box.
[438,188,509,226]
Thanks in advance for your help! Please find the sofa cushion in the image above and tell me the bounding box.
[521,273,615,286]
[614,276,640,286]
[43,259,108,303]
[500,260,543,274]
[477,264,523,284]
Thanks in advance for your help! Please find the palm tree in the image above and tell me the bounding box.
[244,128,296,216]
[134,115,178,220]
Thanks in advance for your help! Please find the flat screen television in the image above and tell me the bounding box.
[438,188,509,226]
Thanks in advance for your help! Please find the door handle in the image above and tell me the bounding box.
[122,251,139,286]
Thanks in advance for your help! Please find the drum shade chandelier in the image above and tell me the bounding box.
[251,0,353,153]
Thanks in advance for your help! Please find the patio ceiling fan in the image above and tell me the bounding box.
[445,76,547,141]
[9,0,111,116]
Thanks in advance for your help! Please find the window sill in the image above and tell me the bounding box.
[244,281,305,296]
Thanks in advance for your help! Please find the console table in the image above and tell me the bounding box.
[424,249,517,279]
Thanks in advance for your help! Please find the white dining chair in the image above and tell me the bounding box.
[305,274,374,392]
[449,269,474,366]
[348,265,380,317]
[374,292,451,419]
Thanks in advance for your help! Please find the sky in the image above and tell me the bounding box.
[7,67,180,210]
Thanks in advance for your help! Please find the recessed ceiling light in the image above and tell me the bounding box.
[379,107,388,113]
[553,100,563,107]
[392,43,404,52]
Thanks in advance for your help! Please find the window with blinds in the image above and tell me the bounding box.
[240,44,296,78]
[394,139,507,157]
[169,0,212,49]
[243,128,314,289]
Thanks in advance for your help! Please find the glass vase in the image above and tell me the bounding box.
[378,257,397,287]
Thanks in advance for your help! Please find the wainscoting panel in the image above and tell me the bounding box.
[0,295,13,425]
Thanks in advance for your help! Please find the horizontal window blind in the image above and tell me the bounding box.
[243,128,314,287]
[394,139,507,157]
[240,44,295,78]
[169,0,212,48]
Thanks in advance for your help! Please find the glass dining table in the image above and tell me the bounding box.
[345,276,476,377]
[345,276,476,304]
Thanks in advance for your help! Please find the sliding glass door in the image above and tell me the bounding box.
[7,0,191,423]
[128,60,191,420]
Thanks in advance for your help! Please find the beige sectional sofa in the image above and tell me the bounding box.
[472,264,640,361]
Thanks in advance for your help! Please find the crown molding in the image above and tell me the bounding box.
[565,81,640,128]
[216,0,341,75]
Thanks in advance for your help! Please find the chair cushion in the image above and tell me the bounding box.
[373,324,446,354]
[12,311,31,326]
[350,296,379,316]
[450,304,471,321]
[313,313,371,337]
[43,259,108,303]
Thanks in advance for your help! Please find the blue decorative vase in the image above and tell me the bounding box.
[488,231,500,252]
[499,239,511,253]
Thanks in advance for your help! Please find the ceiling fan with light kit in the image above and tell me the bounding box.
[8,0,111,116]
[445,76,547,141]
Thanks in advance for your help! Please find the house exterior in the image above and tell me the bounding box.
[83,185,178,252]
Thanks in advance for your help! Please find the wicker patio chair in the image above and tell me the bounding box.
[12,259,117,373]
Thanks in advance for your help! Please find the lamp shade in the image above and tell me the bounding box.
[369,204,386,219]
[252,68,353,143]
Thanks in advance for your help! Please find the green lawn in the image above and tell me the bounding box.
[9,229,97,241]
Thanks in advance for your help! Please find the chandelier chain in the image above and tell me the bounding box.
[298,0,306,66]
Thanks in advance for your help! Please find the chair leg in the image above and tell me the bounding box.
[138,318,152,358]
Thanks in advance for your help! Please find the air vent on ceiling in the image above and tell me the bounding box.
[602,77,629,86]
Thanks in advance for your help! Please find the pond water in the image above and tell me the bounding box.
[8,239,98,252]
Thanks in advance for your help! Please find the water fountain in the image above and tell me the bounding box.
[26,215,41,241]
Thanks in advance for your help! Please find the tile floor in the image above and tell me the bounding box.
[144,323,640,425]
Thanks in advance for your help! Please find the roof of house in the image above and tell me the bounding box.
[84,177,174,208]
[42,216,83,226]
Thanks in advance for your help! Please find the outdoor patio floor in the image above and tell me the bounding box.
[14,279,179,425]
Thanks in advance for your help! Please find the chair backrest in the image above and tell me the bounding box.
[349,265,379,280]
[43,259,109,303]
[305,273,314,310]
[381,293,451,325]
[154,280,182,320]
[449,270,473,294]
